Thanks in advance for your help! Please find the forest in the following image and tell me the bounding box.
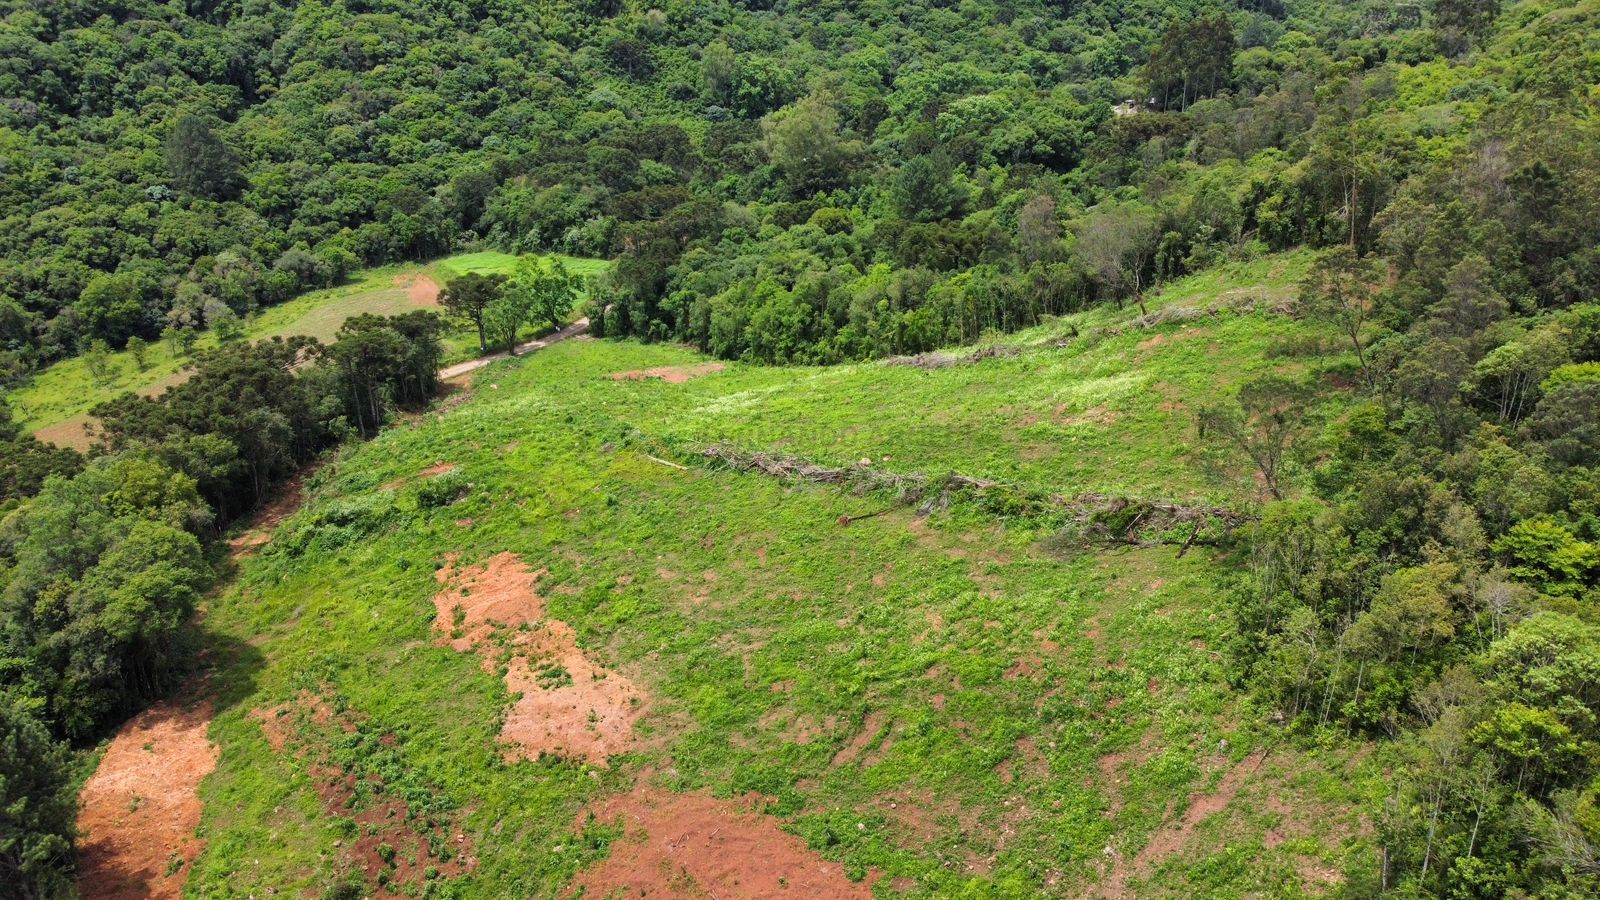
[2,0,1599,896]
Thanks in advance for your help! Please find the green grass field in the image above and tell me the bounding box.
[10,251,606,449]
[187,250,1383,898]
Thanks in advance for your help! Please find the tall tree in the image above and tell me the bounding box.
[163,114,241,200]
[439,272,508,354]
[1433,0,1501,56]
[763,94,863,198]
[1198,376,1312,501]
[0,693,76,898]
[1077,203,1161,315]
[1301,247,1384,387]
[1142,16,1237,111]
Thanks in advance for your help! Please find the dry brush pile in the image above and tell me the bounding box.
[694,443,1253,552]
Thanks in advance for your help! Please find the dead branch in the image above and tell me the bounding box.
[882,345,1020,369]
[696,443,1255,547]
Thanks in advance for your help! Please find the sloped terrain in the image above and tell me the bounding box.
[182,254,1382,897]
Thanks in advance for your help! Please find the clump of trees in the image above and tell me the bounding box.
[441,261,582,357]
[1209,117,1600,893]
[0,313,441,893]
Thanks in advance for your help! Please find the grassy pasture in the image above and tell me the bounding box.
[189,251,1382,898]
[9,252,607,449]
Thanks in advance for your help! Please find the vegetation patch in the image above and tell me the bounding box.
[249,691,475,895]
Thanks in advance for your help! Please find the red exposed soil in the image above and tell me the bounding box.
[250,693,473,890]
[432,552,547,644]
[608,362,727,383]
[227,466,315,557]
[831,710,888,767]
[1003,655,1043,681]
[1097,749,1268,898]
[569,785,877,899]
[77,699,219,899]
[394,273,442,306]
[996,737,1051,785]
[382,461,457,491]
[433,553,643,765]
[34,414,96,451]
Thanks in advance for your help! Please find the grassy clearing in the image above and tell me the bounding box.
[434,250,610,283]
[189,250,1381,897]
[9,252,607,448]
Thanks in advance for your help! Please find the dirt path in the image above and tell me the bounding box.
[76,699,219,899]
[438,318,590,380]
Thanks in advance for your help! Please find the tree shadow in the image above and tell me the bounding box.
[74,631,265,898]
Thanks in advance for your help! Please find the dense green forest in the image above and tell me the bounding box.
[3,0,1600,896]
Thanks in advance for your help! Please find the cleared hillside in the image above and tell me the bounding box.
[181,252,1381,898]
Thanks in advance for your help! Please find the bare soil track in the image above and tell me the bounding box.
[438,318,590,380]
[76,699,219,899]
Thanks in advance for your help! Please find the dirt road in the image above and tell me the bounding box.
[438,318,589,380]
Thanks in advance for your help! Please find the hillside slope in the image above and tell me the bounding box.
[184,252,1381,898]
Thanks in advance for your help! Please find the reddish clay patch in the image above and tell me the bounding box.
[395,273,442,306]
[433,554,643,765]
[995,737,1051,785]
[227,466,315,558]
[1055,404,1120,427]
[33,414,96,452]
[383,461,457,491]
[432,553,547,646]
[570,785,876,899]
[251,694,473,890]
[77,699,218,900]
[608,362,727,384]
[832,710,888,767]
[1003,655,1043,681]
[1098,749,1268,897]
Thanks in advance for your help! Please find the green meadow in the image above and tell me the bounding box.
[190,250,1381,898]
[10,252,605,449]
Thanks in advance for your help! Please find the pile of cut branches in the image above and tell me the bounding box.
[881,345,1020,369]
[695,442,1253,551]
[1104,291,1299,336]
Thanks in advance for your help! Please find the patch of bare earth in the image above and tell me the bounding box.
[1054,404,1119,427]
[394,273,442,306]
[382,460,457,491]
[831,710,889,767]
[432,553,642,765]
[249,693,473,890]
[33,413,96,451]
[569,784,877,899]
[226,466,315,557]
[1095,749,1267,898]
[77,699,218,899]
[608,362,726,383]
